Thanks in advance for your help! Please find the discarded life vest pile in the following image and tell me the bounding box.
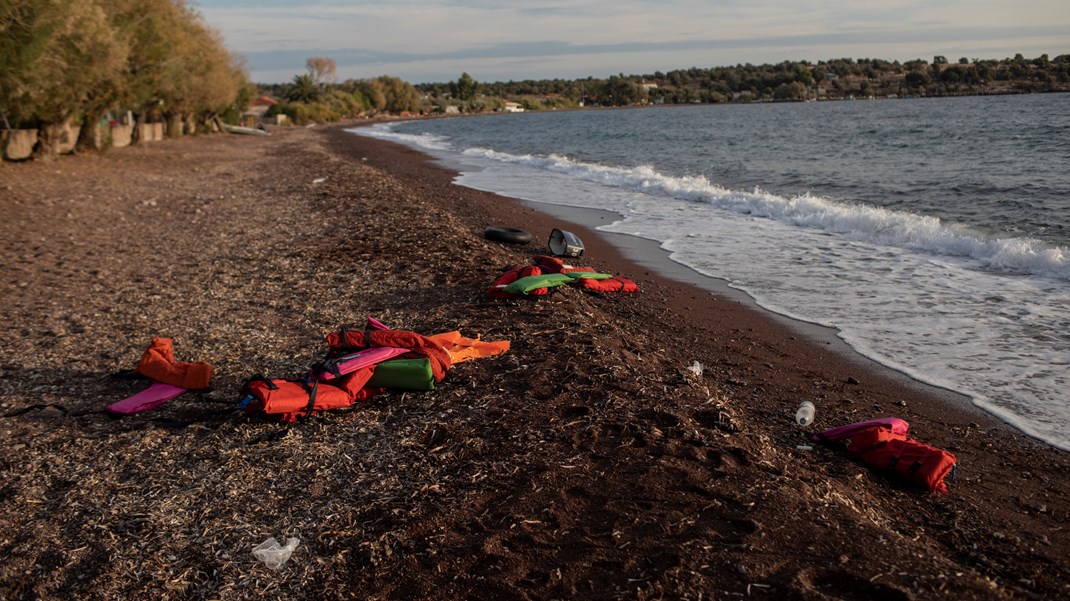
[241,317,509,422]
[106,337,213,415]
[814,417,957,494]
[486,255,639,299]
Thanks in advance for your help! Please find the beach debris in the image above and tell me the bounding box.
[252,537,300,570]
[106,337,213,415]
[795,401,815,426]
[813,418,957,493]
[486,255,638,298]
[312,177,327,184]
[548,227,585,257]
[241,317,509,422]
[484,226,532,244]
[796,445,813,452]
[686,361,704,376]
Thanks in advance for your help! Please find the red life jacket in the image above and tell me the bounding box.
[848,426,957,494]
[570,274,639,294]
[485,265,551,298]
[533,255,597,274]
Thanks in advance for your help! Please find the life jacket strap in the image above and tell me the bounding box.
[297,379,319,420]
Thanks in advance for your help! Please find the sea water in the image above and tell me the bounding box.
[349,93,1070,451]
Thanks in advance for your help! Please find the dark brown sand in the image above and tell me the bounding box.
[1,123,1067,600]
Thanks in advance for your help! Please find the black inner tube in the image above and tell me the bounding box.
[484,226,532,244]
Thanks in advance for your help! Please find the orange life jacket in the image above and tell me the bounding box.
[136,337,213,389]
[242,368,377,422]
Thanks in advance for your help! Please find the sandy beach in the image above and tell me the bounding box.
[1,124,1068,600]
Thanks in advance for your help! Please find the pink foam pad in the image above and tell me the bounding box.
[107,382,187,415]
[315,346,409,380]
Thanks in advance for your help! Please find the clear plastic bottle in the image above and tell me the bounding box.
[795,401,815,426]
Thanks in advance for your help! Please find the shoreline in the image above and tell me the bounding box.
[3,124,1068,599]
[348,123,989,423]
[504,199,983,410]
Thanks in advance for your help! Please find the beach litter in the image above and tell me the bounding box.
[686,361,704,376]
[252,537,300,570]
[813,418,957,493]
[486,255,638,298]
[548,228,585,257]
[106,337,213,415]
[240,317,509,422]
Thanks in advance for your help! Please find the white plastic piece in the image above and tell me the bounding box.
[795,401,816,426]
[686,361,704,376]
[252,537,300,570]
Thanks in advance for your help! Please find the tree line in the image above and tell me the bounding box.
[268,53,1069,120]
[254,58,422,126]
[411,54,1070,110]
[1,0,251,149]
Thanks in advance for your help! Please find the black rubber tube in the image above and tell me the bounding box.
[484,226,532,244]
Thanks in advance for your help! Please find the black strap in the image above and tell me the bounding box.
[365,327,373,348]
[298,379,319,419]
[338,326,350,350]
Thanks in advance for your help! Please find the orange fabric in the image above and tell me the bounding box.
[136,337,213,389]
[244,368,377,423]
[325,329,452,381]
[428,331,510,364]
[571,275,639,294]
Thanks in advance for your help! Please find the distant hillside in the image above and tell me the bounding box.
[413,54,1070,109]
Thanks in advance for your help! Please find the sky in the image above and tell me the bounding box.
[192,0,1070,84]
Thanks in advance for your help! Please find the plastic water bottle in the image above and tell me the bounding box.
[795,401,815,426]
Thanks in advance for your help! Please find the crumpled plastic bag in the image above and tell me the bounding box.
[252,536,300,570]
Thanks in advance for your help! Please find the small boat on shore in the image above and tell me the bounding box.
[223,124,270,136]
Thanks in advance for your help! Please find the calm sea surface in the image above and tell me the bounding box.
[351,93,1070,450]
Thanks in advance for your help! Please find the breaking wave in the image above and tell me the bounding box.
[459,146,1069,280]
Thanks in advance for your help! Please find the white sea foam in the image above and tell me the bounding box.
[356,123,453,151]
[458,146,1069,280]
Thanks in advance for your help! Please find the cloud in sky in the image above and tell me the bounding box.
[192,0,1070,83]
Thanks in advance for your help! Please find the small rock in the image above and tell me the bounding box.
[846,376,860,385]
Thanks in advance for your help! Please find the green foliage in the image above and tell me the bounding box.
[453,72,477,101]
[0,0,250,131]
[287,73,320,103]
